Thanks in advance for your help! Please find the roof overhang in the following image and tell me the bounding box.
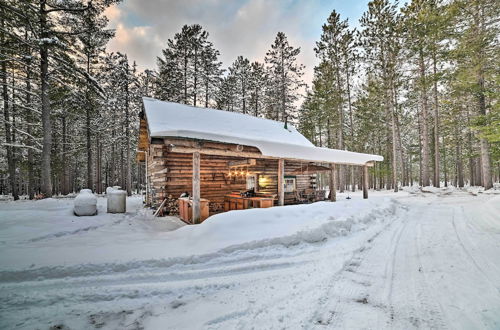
[141,97,383,166]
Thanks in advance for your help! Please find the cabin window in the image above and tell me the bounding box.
[284,176,296,193]
[246,175,256,190]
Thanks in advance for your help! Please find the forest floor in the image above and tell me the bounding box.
[0,187,499,329]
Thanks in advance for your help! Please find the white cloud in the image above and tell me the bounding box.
[104,0,336,87]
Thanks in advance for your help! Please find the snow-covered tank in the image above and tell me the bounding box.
[74,189,97,216]
[106,186,122,194]
[107,189,126,213]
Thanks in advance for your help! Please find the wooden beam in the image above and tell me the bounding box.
[167,143,379,167]
[363,165,368,199]
[192,152,201,224]
[228,159,257,167]
[278,159,284,206]
[330,163,337,202]
[168,145,264,159]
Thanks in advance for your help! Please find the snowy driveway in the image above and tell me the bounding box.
[0,191,499,329]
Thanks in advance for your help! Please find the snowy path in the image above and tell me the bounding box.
[1,192,499,329]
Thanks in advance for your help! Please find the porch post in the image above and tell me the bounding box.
[363,164,368,199]
[278,158,284,206]
[330,163,336,202]
[192,151,201,223]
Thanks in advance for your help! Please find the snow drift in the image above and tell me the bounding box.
[0,196,400,280]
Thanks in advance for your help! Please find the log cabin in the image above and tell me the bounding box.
[137,97,383,224]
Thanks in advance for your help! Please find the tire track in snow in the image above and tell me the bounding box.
[452,206,500,291]
[410,206,448,329]
[308,208,405,328]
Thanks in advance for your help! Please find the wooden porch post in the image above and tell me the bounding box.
[278,158,284,206]
[330,163,337,202]
[363,165,368,199]
[192,151,201,224]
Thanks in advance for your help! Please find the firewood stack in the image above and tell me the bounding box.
[164,194,179,215]
[210,202,225,213]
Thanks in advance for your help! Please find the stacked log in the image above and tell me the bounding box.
[145,138,321,214]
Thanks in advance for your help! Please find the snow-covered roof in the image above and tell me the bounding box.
[142,97,383,165]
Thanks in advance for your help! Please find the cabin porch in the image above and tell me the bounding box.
[139,137,370,224]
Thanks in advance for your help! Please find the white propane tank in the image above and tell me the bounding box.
[107,189,126,213]
[74,189,97,216]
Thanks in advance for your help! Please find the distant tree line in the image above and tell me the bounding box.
[1,0,498,199]
[299,0,499,191]
[154,26,305,122]
[0,0,307,199]
[0,0,146,198]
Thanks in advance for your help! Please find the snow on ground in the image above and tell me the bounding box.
[0,188,499,329]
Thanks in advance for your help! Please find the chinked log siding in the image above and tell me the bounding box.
[145,137,320,213]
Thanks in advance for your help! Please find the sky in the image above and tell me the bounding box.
[105,0,371,87]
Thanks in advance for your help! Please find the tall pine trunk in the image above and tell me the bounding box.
[86,54,93,190]
[193,47,197,106]
[454,123,464,187]
[335,65,345,192]
[474,1,492,189]
[1,12,18,200]
[40,1,53,197]
[418,50,430,187]
[477,73,492,189]
[432,52,440,187]
[61,116,69,195]
[125,63,132,196]
[26,66,34,199]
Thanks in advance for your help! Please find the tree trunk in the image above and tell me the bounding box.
[61,116,69,195]
[345,63,355,192]
[125,62,132,196]
[193,47,197,107]
[39,1,52,197]
[393,89,405,189]
[432,52,440,187]
[184,50,188,104]
[24,29,35,199]
[1,13,18,200]
[335,65,345,193]
[442,137,448,187]
[466,108,474,185]
[86,53,93,190]
[474,0,492,189]
[477,76,492,189]
[419,50,430,187]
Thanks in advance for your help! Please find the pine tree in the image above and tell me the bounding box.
[265,32,305,122]
[227,56,251,114]
[248,61,267,117]
[360,0,402,191]
[156,24,221,107]
[449,0,498,189]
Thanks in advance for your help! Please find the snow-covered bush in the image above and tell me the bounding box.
[74,189,97,216]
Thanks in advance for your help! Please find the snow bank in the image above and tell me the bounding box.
[403,185,500,196]
[74,189,97,216]
[0,196,400,275]
[184,198,399,254]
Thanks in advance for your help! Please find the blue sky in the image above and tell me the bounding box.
[105,0,372,86]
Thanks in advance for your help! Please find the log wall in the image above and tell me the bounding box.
[145,137,319,214]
